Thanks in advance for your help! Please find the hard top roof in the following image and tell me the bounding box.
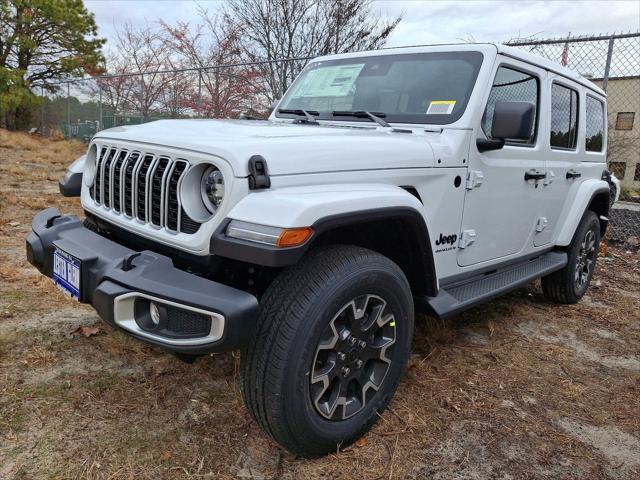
[313,43,606,97]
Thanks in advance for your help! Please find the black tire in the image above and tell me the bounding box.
[542,210,600,304]
[240,245,414,457]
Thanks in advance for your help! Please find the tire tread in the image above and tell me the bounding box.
[542,211,600,304]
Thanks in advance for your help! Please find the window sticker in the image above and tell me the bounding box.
[427,100,456,115]
[290,64,365,98]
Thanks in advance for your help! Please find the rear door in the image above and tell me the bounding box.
[535,78,581,246]
[458,60,548,267]
[538,85,607,246]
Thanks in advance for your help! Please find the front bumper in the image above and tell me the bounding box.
[26,208,259,354]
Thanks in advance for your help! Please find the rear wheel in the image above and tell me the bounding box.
[240,245,414,457]
[542,211,600,304]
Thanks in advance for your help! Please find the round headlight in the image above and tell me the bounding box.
[200,166,225,213]
[180,163,225,222]
[83,144,98,186]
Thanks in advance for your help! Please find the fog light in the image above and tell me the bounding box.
[150,302,161,326]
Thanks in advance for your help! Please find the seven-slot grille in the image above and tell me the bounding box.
[89,146,200,234]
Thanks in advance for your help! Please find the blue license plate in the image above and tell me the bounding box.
[52,248,81,300]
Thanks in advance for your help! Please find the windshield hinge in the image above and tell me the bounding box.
[466,170,484,190]
[248,155,271,190]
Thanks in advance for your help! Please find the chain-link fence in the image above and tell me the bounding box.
[34,56,312,141]
[507,32,640,243]
[32,32,640,244]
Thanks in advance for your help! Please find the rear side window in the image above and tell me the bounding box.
[482,66,538,145]
[585,96,605,152]
[550,83,578,150]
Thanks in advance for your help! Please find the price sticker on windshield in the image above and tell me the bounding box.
[427,100,456,115]
[290,64,365,98]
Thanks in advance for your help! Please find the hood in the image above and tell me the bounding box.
[94,119,437,176]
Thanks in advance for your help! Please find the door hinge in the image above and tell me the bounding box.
[466,170,484,190]
[543,170,555,186]
[535,217,548,232]
[459,229,477,249]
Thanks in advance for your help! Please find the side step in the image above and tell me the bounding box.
[419,251,567,319]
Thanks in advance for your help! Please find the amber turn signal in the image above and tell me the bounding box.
[276,227,314,248]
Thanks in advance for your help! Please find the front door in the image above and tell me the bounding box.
[458,61,548,267]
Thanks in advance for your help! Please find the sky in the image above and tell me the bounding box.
[85,0,640,49]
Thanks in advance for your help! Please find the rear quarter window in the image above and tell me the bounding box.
[585,96,605,152]
[550,83,579,150]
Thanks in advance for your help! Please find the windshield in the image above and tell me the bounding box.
[276,51,483,125]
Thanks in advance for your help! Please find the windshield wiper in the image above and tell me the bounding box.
[332,110,390,128]
[277,108,319,125]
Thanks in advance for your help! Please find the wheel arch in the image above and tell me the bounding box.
[587,189,610,237]
[555,180,610,246]
[309,208,438,297]
[212,185,438,297]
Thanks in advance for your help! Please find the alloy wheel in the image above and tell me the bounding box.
[310,294,396,421]
[575,228,596,290]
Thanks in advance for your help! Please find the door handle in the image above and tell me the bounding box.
[524,169,546,181]
[566,169,582,180]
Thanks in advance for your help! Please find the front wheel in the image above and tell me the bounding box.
[240,245,414,457]
[542,210,601,304]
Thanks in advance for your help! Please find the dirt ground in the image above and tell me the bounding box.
[1,130,639,480]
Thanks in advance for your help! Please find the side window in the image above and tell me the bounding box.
[585,96,605,152]
[482,66,538,145]
[550,83,578,150]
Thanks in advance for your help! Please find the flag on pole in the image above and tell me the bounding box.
[561,33,570,67]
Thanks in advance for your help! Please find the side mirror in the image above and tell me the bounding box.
[477,101,535,152]
[492,101,535,140]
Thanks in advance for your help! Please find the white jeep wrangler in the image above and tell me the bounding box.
[28,44,610,457]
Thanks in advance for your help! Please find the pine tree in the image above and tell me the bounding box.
[0,0,105,129]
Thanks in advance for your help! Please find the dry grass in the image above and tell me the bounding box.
[0,128,83,156]
[0,129,639,479]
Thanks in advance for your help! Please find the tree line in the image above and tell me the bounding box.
[1,0,401,130]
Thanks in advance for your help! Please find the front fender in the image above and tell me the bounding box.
[59,154,86,197]
[556,179,610,246]
[68,154,87,173]
[225,183,425,228]
[212,184,436,294]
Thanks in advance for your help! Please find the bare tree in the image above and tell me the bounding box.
[93,49,134,117]
[156,71,194,118]
[226,0,401,101]
[162,11,262,118]
[110,23,179,120]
